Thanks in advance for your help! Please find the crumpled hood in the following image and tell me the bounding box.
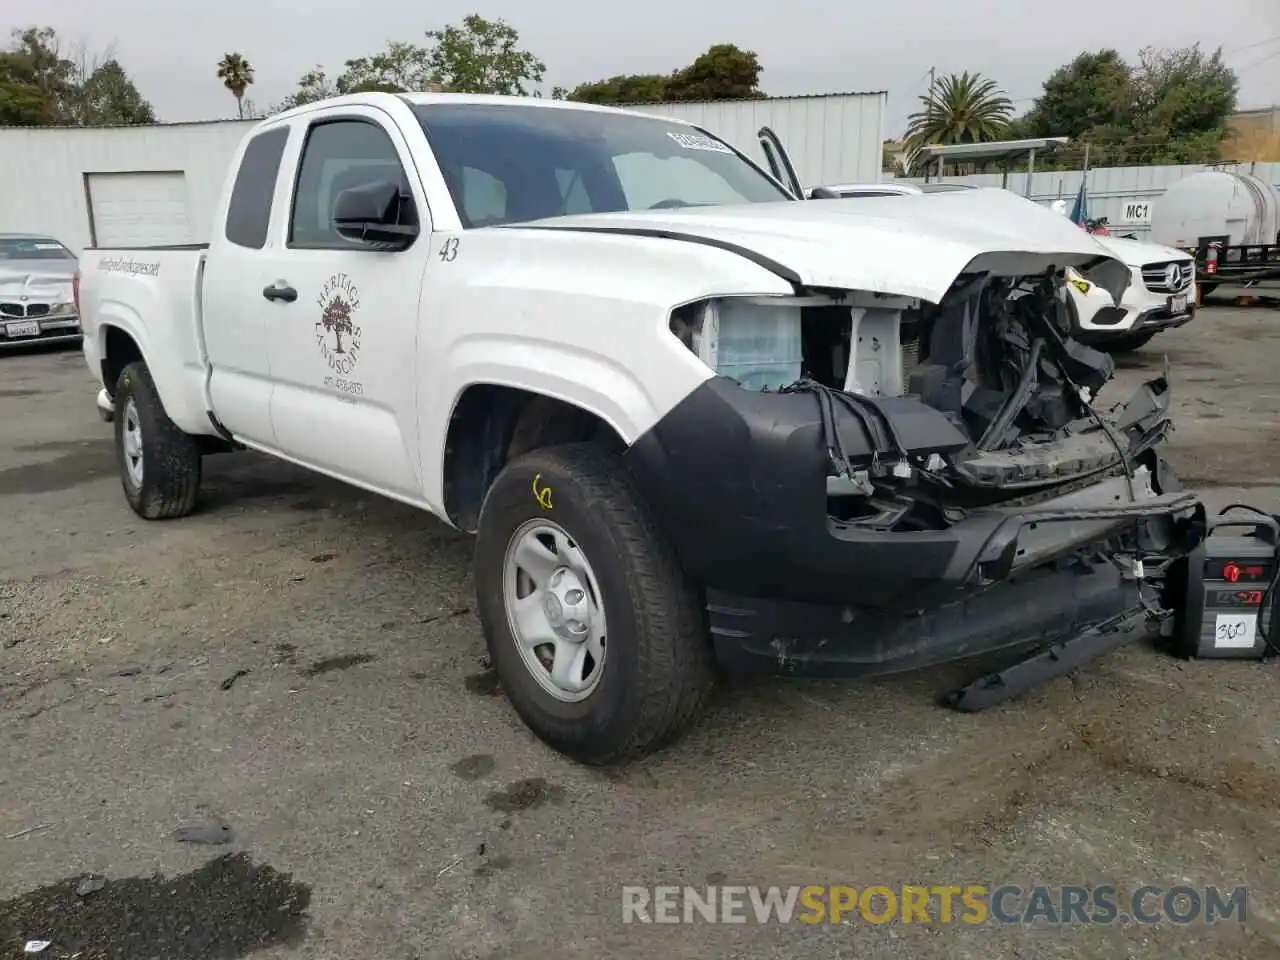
[1091,234,1193,267]
[527,187,1129,303]
[0,259,78,301]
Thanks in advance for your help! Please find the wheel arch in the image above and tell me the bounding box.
[442,384,628,533]
[100,324,147,399]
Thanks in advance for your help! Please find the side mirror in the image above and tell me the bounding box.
[333,180,418,249]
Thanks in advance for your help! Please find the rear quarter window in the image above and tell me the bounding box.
[225,127,290,249]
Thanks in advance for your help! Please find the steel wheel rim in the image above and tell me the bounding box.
[122,397,144,489]
[502,518,607,702]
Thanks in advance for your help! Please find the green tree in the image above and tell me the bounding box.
[420,13,544,95]
[70,59,155,124]
[0,27,75,124]
[337,41,432,94]
[1021,50,1134,137]
[568,73,670,104]
[665,44,766,101]
[568,43,767,104]
[1131,43,1237,145]
[1013,44,1239,169]
[273,66,336,110]
[903,71,1013,155]
[277,14,547,110]
[0,26,154,125]
[217,52,255,118]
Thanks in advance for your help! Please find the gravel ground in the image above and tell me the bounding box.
[3,303,1280,960]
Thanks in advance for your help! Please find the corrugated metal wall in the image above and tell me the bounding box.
[631,92,888,188]
[0,121,255,254]
[901,161,1280,241]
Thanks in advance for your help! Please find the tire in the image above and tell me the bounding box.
[113,361,203,519]
[1097,330,1156,354]
[473,442,717,765]
[1198,282,1218,298]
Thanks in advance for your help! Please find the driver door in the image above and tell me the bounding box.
[262,107,431,499]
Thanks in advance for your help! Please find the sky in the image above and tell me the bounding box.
[4,0,1278,135]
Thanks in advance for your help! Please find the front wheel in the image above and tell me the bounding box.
[473,442,717,765]
[113,361,203,519]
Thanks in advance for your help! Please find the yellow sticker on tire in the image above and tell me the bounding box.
[532,473,553,510]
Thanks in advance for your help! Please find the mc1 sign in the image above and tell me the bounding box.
[1119,200,1153,224]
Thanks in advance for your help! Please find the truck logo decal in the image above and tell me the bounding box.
[315,272,363,385]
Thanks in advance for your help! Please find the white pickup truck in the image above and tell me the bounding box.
[76,92,1201,765]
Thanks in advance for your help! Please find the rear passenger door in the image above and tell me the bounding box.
[262,106,431,499]
[202,124,292,445]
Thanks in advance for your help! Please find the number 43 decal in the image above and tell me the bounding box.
[439,237,460,262]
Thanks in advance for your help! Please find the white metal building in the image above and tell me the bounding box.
[0,92,886,253]
[0,120,256,253]
[630,91,888,189]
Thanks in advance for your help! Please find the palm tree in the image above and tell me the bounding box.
[903,71,1013,163]
[217,53,255,119]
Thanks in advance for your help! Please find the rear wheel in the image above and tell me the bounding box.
[114,362,202,519]
[473,442,717,765]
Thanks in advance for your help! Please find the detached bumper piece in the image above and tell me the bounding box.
[708,553,1153,679]
[945,604,1146,712]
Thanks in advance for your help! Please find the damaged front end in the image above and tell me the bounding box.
[626,267,1202,682]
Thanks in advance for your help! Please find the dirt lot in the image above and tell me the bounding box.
[3,304,1280,960]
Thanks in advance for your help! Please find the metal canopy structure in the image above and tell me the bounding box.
[916,137,1071,194]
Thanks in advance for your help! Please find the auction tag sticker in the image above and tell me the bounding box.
[666,131,734,154]
[1213,613,1257,649]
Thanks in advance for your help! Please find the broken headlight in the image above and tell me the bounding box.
[669,297,803,391]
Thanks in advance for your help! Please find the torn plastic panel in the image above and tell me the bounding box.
[666,268,1176,533]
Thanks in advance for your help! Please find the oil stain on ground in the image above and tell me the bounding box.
[450,753,496,781]
[302,653,377,677]
[0,439,116,495]
[464,668,501,696]
[0,852,310,959]
[484,778,565,813]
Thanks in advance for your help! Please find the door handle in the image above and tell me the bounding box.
[262,283,298,303]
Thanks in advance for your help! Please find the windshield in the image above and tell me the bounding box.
[411,103,792,228]
[0,237,75,261]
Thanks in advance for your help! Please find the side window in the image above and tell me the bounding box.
[555,168,592,215]
[289,119,412,248]
[225,126,289,249]
[459,167,508,226]
[612,153,749,210]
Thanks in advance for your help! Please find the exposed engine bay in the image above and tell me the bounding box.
[670,268,1177,534]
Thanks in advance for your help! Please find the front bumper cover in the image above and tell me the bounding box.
[622,376,1200,676]
[0,315,81,348]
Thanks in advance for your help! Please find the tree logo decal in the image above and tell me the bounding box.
[315,272,363,376]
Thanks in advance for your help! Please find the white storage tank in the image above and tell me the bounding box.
[1149,170,1279,249]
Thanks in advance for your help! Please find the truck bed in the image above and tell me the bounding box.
[78,246,217,438]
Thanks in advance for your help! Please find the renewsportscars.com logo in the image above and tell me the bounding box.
[621,884,1247,926]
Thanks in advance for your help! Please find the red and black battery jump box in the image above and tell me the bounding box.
[1172,509,1280,659]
